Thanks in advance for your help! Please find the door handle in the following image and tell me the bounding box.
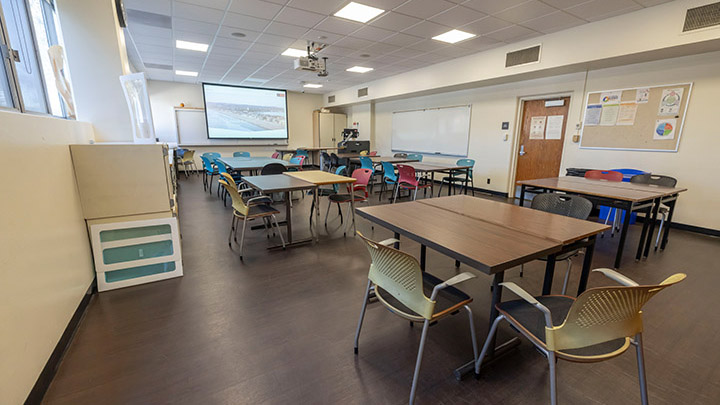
[519,145,526,156]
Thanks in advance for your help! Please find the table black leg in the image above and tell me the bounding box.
[519,185,526,207]
[420,245,426,271]
[393,232,400,249]
[542,254,557,295]
[643,198,661,258]
[614,202,633,269]
[285,191,293,244]
[660,197,677,250]
[455,260,460,268]
[578,235,596,295]
[636,204,652,261]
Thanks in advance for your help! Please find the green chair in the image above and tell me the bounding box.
[233,151,250,157]
[438,158,475,196]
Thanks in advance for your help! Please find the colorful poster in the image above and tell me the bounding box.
[545,115,564,140]
[636,88,650,103]
[529,116,546,139]
[600,104,619,126]
[616,102,638,126]
[600,91,622,106]
[658,88,683,115]
[654,118,676,140]
[584,104,602,126]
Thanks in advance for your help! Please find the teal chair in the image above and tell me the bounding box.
[200,156,219,194]
[438,158,475,196]
[295,149,309,157]
[358,156,376,192]
[407,153,423,162]
[233,151,250,157]
[379,161,398,201]
[215,160,243,204]
[310,165,346,226]
[202,152,221,161]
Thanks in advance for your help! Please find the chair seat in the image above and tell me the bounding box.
[376,272,472,322]
[497,295,631,362]
[398,182,431,189]
[538,249,580,262]
[317,188,336,197]
[329,193,366,203]
[236,204,280,218]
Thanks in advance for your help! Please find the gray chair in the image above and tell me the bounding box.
[393,153,408,158]
[520,193,594,294]
[630,174,678,250]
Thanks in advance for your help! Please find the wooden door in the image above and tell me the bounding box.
[515,97,570,182]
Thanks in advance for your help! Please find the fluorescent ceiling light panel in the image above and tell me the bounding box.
[334,2,384,23]
[175,40,209,52]
[303,83,323,88]
[282,48,307,57]
[432,29,476,44]
[175,70,198,77]
[346,66,373,73]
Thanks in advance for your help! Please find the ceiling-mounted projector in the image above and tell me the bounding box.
[293,42,328,77]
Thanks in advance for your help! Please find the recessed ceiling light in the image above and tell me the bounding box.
[175,40,209,52]
[282,48,307,57]
[346,66,373,73]
[231,32,246,38]
[334,2,384,23]
[175,70,198,77]
[432,29,476,44]
[303,83,323,88]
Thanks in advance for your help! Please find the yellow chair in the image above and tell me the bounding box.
[475,269,686,405]
[359,150,368,156]
[218,174,285,260]
[179,149,198,178]
[282,153,293,161]
[354,232,479,405]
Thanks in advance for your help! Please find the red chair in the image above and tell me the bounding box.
[369,151,378,156]
[326,168,372,236]
[394,164,431,203]
[271,152,280,159]
[585,170,623,182]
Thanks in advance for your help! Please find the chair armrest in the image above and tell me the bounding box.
[378,238,399,246]
[500,282,553,329]
[592,268,639,286]
[247,195,272,205]
[429,272,476,301]
[237,187,254,193]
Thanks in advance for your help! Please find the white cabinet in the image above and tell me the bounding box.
[313,111,346,147]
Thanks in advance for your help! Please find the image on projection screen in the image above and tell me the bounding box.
[203,84,288,139]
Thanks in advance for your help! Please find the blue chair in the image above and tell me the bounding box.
[439,158,475,196]
[310,165,346,226]
[601,168,648,237]
[202,152,221,161]
[407,153,423,162]
[288,155,306,172]
[233,151,250,157]
[215,160,243,204]
[379,161,398,200]
[295,149,309,157]
[200,156,219,193]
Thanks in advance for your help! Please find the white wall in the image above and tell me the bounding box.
[0,111,96,404]
[371,51,720,230]
[147,80,323,158]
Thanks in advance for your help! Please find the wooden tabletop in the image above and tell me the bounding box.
[284,170,356,185]
[217,157,300,171]
[405,162,473,172]
[242,174,315,193]
[557,176,687,197]
[517,177,675,202]
[419,195,609,245]
[356,201,561,274]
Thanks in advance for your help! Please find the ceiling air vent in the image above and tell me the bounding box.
[328,95,335,103]
[505,45,541,68]
[126,9,172,29]
[683,2,720,32]
[358,87,368,97]
[145,63,172,70]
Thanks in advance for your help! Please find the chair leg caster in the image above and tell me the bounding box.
[239,255,244,261]
[409,321,414,328]
[354,347,358,355]
[474,372,481,380]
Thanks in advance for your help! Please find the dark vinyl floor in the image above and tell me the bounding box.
[43,174,720,404]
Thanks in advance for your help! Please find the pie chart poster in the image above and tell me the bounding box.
[654,118,677,140]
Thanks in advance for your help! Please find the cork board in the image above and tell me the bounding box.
[579,83,692,152]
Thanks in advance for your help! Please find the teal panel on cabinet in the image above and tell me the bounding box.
[99,224,171,242]
[102,240,174,264]
[104,262,177,283]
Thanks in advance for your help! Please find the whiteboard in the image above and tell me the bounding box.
[174,108,289,147]
[391,105,471,156]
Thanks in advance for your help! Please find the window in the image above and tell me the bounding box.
[0,0,69,116]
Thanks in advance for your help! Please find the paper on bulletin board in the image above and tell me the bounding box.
[545,115,564,140]
[529,116,546,139]
[584,104,602,126]
[636,88,650,103]
[654,118,677,140]
[600,91,622,106]
[600,104,619,126]
[616,102,638,126]
[658,88,684,115]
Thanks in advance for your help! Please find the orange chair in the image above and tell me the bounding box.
[585,170,623,182]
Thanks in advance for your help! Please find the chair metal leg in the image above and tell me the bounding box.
[393,183,400,203]
[271,214,286,248]
[548,351,558,405]
[655,212,666,251]
[324,200,332,226]
[354,280,373,354]
[634,333,649,405]
[239,218,248,260]
[561,258,573,295]
[228,216,236,247]
[464,305,479,366]
[409,319,430,405]
[475,315,505,375]
[519,263,524,277]
[413,186,418,201]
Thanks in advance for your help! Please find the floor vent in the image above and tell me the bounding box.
[328,95,335,103]
[358,87,368,97]
[505,45,541,68]
[683,2,720,32]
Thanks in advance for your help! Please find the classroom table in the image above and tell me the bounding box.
[517,176,687,268]
[347,156,417,164]
[241,174,316,249]
[284,170,358,237]
[216,157,300,175]
[356,195,609,378]
[276,147,343,166]
[405,162,473,198]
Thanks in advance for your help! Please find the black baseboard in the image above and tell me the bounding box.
[635,214,720,237]
[25,280,96,405]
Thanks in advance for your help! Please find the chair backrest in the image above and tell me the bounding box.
[181,150,195,162]
[233,151,250,157]
[630,173,677,188]
[218,176,249,216]
[358,156,374,171]
[219,172,237,189]
[359,150,369,156]
[202,152,221,159]
[200,156,215,173]
[282,153,293,161]
[215,159,229,175]
[397,164,419,186]
[321,152,332,171]
[261,163,287,175]
[393,153,408,158]
[357,232,435,320]
[295,149,308,156]
[381,161,397,181]
[352,168,372,187]
[530,193,593,220]
[407,153,423,162]
[289,155,305,167]
[585,170,623,182]
[546,273,686,351]
[271,152,280,159]
[456,158,475,178]
[369,151,378,156]
[612,168,646,182]
[332,166,347,192]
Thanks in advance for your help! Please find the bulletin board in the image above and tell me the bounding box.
[579,83,692,152]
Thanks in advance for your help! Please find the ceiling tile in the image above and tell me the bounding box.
[179,0,229,10]
[370,11,422,31]
[395,0,456,19]
[460,15,514,35]
[361,41,401,56]
[129,24,172,39]
[213,36,255,50]
[319,45,356,56]
[462,0,528,15]
[173,31,214,44]
[217,26,262,42]
[228,0,283,19]
[287,0,346,15]
[223,12,270,31]
[124,0,171,15]
[520,11,585,33]
[173,2,224,23]
[351,25,395,41]
[255,33,296,48]
[407,39,446,52]
[566,0,640,21]
[382,32,423,47]
[273,7,327,27]
[172,17,218,35]
[430,6,486,27]
[264,21,310,37]
[484,24,538,42]
[390,47,427,59]
[402,20,450,38]
[302,29,344,44]
[455,35,502,50]
[130,33,172,47]
[315,16,364,35]
[360,0,408,9]
[333,36,374,50]
[494,1,557,24]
